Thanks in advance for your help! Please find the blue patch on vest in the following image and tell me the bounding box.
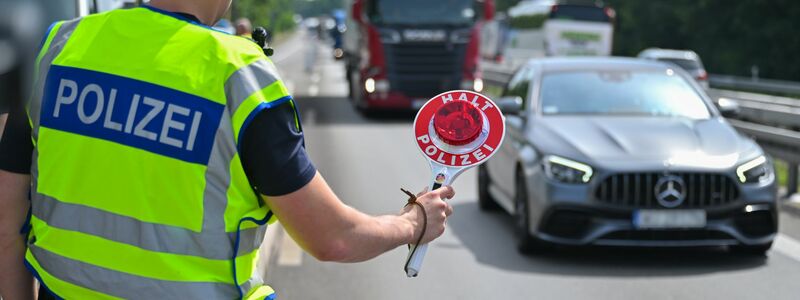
[40,65,224,165]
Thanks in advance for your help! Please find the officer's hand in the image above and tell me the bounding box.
[402,186,455,245]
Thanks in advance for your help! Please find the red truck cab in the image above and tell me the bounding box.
[345,0,494,113]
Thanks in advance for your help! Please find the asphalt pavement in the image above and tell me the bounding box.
[261,31,800,300]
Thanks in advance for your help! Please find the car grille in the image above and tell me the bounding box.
[384,42,465,98]
[595,173,739,208]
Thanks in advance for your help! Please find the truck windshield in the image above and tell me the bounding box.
[367,0,476,26]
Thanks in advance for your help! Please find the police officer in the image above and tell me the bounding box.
[0,0,454,299]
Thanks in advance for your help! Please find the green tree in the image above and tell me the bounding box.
[293,0,346,17]
[606,0,800,80]
[232,0,296,33]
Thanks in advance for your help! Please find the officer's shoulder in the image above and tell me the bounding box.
[193,27,269,68]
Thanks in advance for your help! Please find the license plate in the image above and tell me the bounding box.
[412,99,427,110]
[633,210,706,229]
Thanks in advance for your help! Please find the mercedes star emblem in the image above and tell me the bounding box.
[654,175,687,208]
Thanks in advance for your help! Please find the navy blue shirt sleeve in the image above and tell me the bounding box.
[239,101,317,196]
[0,96,33,174]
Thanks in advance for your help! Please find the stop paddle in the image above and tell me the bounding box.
[406,90,506,277]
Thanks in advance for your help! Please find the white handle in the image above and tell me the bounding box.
[403,174,452,277]
[405,243,428,277]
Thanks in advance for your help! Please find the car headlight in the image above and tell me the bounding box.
[736,155,773,184]
[544,155,593,184]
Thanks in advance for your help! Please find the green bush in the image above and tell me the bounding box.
[509,14,547,29]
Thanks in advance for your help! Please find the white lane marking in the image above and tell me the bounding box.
[257,224,281,275]
[311,73,321,83]
[309,85,319,97]
[277,228,304,266]
[774,233,800,262]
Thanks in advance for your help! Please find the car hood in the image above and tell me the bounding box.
[531,116,761,169]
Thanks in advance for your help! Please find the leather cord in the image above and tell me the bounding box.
[401,188,427,274]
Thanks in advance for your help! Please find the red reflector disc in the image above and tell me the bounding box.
[433,101,483,146]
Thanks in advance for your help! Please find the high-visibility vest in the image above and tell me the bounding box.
[25,6,293,299]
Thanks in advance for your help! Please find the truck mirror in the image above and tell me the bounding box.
[351,0,364,23]
[483,0,495,20]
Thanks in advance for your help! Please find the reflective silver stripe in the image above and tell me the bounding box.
[29,18,82,139]
[30,245,238,299]
[202,107,235,232]
[31,193,263,260]
[224,59,282,113]
[239,225,268,295]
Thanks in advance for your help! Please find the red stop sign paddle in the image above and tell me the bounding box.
[405,90,506,277]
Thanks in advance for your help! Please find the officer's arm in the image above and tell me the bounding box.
[262,172,454,263]
[0,170,35,299]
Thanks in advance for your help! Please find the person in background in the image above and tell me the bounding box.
[236,17,253,39]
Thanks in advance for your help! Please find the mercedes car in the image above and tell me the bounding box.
[481,57,777,255]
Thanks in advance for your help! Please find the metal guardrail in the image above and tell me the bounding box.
[483,68,800,196]
[709,74,800,96]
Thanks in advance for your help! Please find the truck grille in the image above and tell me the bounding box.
[594,173,739,208]
[384,42,465,98]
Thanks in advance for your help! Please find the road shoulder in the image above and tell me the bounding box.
[781,194,800,216]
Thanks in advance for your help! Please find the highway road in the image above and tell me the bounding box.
[260,31,800,300]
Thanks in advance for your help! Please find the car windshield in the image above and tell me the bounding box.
[540,70,711,119]
[549,5,610,23]
[367,0,476,26]
[658,58,703,71]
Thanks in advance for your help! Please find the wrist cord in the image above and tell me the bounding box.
[401,188,427,274]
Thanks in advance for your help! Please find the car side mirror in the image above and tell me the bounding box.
[496,96,524,115]
[716,97,740,118]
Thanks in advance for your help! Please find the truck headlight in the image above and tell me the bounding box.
[544,155,593,184]
[736,155,773,184]
[460,79,483,92]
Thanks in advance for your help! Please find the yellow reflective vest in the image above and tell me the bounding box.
[25,6,291,299]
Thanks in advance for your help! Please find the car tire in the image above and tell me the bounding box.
[514,172,550,254]
[731,242,772,256]
[478,164,500,211]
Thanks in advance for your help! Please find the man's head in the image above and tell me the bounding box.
[235,18,252,36]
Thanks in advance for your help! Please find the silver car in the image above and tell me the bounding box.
[481,57,777,255]
[638,48,710,89]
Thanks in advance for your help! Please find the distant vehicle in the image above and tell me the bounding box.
[344,0,494,113]
[543,1,615,56]
[639,48,710,89]
[479,12,510,62]
[1,0,126,113]
[481,57,776,255]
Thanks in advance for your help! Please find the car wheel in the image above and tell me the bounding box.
[731,242,772,256]
[478,164,499,211]
[514,172,550,254]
